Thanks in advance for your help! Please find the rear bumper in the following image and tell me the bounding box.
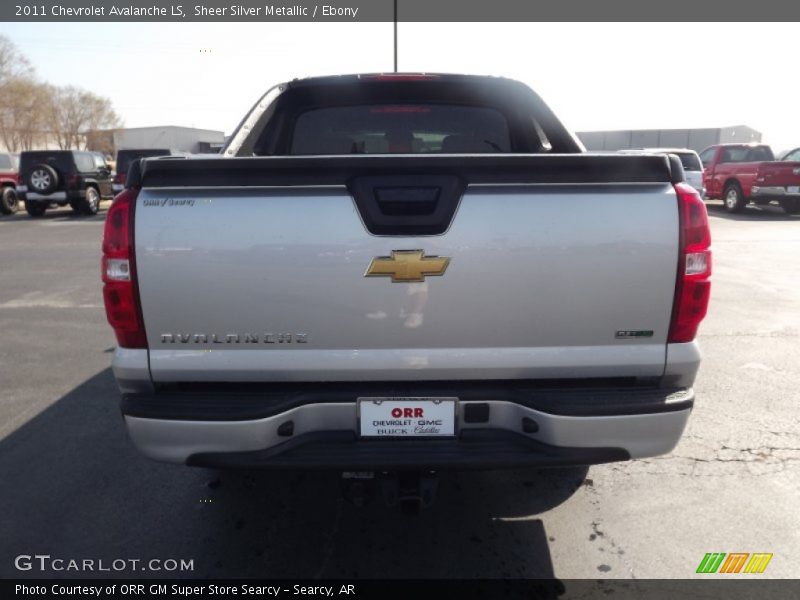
[121,383,693,469]
[18,189,85,202]
[751,186,800,200]
[186,430,631,470]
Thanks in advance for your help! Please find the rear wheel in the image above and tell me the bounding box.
[72,187,100,215]
[723,182,746,213]
[25,201,47,217]
[779,198,800,215]
[0,186,18,214]
[27,164,59,195]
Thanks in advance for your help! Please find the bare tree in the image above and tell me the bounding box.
[84,93,122,154]
[0,34,32,84]
[0,35,122,153]
[0,35,46,152]
[49,85,122,150]
[0,78,52,152]
[49,86,84,149]
[85,129,115,156]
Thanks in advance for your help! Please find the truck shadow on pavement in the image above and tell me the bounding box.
[705,200,799,221]
[0,368,584,583]
[9,203,109,221]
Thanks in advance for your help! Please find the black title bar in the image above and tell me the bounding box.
[6,579,800,600]
[3,0,800,22]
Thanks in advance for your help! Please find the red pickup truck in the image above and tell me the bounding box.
[0,152,20,215]
[699,143,800,214]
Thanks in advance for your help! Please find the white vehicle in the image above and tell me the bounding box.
[620,148,705,196]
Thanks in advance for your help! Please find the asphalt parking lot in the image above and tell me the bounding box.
[0,200,798,580]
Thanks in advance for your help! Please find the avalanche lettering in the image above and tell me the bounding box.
[109,6,168,16]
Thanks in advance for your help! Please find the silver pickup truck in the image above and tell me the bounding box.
[103,74,711,504]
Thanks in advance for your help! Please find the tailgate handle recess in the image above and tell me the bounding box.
[348,175,465,236]
[375,186,440,216]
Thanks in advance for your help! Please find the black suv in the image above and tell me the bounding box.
[18,150,114,217]
[113,148,174,193]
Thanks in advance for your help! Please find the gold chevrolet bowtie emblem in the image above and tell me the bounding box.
[365,250,450,283]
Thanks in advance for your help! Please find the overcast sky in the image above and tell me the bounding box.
[2,22,799,153]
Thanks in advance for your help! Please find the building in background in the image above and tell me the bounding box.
[3,126,226,156]
[112,126,225,154]
[576,125,762,153]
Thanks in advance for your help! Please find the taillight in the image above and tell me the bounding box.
[102,189,147,348]
[66,174,79,189]
[668,182,712,343]
[113,172,126,184]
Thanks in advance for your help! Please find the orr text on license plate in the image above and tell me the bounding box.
[358,397,457,438]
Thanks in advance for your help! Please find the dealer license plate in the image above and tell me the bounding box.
[787,186,799,194]
[358,397,457,438]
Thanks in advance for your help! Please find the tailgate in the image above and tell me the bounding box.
[757,161,800,186]
[134,155,680,383]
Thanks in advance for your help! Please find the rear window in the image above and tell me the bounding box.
[675,152,702,171]
[0,154,11,170]
[718,147,750,163]
[745,147,774,161]
[718,146,774,163]
[116,149,171,174]
[289,105,512,155]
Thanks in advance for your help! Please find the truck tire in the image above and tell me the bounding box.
[27,164,59,195]
[0,186,18,214]
[25,201,47,217]
[71,186,101,215]
[779,198,800,215]
[723,182,746,213]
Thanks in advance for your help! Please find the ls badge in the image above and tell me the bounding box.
[365,250,450,283]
